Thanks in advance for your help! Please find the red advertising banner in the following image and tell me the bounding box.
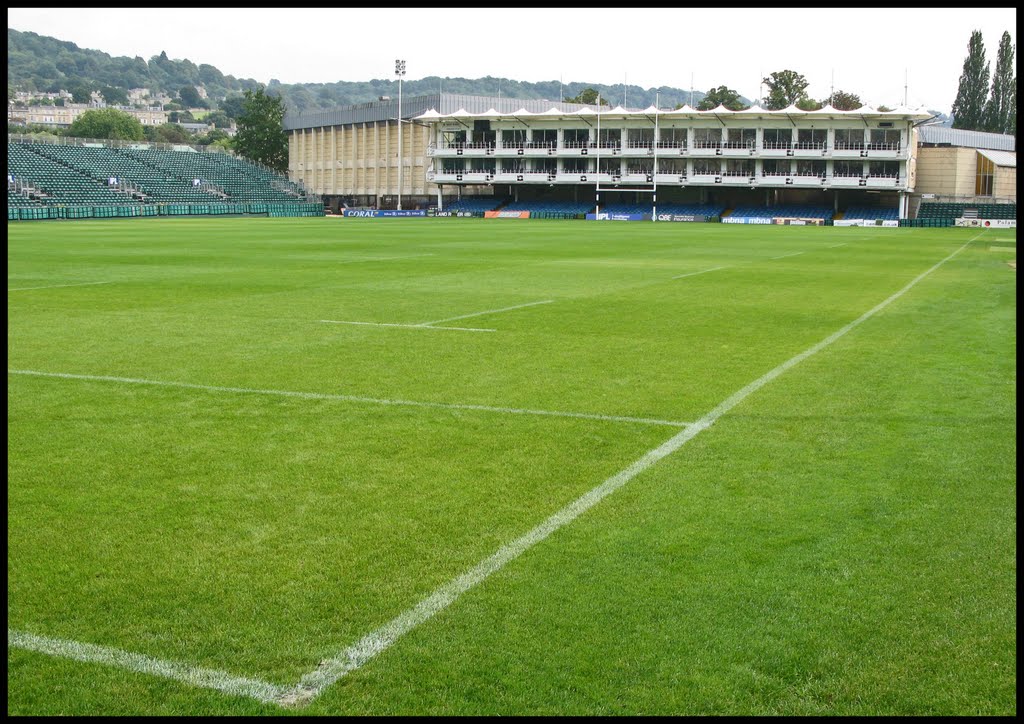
[484,211,531,219]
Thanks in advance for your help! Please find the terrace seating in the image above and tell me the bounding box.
[918,201,1016,220]
[445,197,506,213]
[7,189,44,207]
[7,143,136,206]
[842,206,899,221]
[25,144,213,204]
[499,200,593,216]
[7,139,317,215]
[118,147,307,205]
[728,205,834,221]
[657,203,727,217]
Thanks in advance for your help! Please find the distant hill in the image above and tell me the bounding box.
[11,27,937,117]
[8,28,715,111]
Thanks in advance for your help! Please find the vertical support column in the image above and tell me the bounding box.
[311,126,317,194]
[373,121,380,209]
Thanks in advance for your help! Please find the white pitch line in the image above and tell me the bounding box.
[8,232,984,708]
[7,629,287,705]
[770,252,805,260]
[6,369,691,428]
[319,320,496,333]
[827,243,848,248]
[671,266,728,280]
[8,281,112,292]
[275,231,984,708]
[420,299,554,326]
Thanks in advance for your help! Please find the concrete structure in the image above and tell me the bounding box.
[284,93,1016,216]
[914,126,1016,202]
[286,94,936,215]
[8,104,169,127]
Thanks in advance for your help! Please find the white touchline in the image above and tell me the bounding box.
[770,252,804,260]
[6,232,985,708]
[6,369,691,428]
[273,231,985,708]
[7,629,287,705]
[319,320,497,332]
[828,243,848,248]
[8,281,112,292]
[671,266,728,280]
[419,299,554,326]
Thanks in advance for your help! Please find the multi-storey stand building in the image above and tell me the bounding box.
[284,93,950,217]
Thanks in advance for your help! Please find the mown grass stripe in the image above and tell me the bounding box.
[276,231,984,707]
[8,281,112,292]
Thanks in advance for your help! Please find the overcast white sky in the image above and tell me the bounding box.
[8,6,1017,113]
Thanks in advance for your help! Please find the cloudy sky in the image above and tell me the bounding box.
[8,6,1017,113]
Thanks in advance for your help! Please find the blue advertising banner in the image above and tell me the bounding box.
[586,213,651,221]
[654,214,706,223]
[343,209,427,218]
[721,217,772,224]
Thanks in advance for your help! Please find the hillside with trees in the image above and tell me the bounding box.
[8,27,955,127]
[7,28,715,112]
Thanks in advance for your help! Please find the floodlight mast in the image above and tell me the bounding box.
[653,91,659,222]
[395,59,406,210]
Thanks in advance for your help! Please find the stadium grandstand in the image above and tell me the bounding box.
[8,94,1014,225]
[7,135,323,221]
[283,92,1015,226]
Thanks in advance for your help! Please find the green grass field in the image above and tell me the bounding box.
[7,217,1016,715]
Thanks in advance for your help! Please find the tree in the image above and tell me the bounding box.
[220,94,247,119]
[144,123,189,144]
[822,90,862,111]
[982,31,1015,134]
[67,108,144,140]
[194,128,230,146]
[99,85,129,106]
[203,110,232,129]
[951,30,990,130]
[65,79,93,104]
[696,85,747,111]
[233,86,288,172]
[762,70,810,110]
[178,84,202,108]
[564,87,609,106]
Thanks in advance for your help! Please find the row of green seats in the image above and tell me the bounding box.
[10,202,325,221]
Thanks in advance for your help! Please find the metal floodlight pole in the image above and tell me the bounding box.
[395,59,406,210]
[653,91,659,222]
[595,93,601,217]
